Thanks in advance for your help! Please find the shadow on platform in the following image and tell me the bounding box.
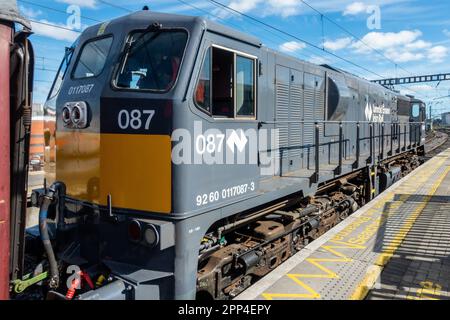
[368,194,450,300]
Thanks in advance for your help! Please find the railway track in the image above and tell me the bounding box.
[424,129,449,158]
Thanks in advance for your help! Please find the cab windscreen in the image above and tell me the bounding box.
[116,30,188,92]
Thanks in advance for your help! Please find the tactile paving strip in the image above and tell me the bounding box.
[367,170,450,300]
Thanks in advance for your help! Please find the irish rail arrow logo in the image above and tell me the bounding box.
[227,130,248,153]
[365,101,373,122]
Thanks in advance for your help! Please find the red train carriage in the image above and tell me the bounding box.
[0,0,32,300]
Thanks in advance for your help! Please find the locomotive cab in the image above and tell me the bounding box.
[45,15,191,214]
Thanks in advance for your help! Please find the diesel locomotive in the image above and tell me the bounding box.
[16,10,426,300]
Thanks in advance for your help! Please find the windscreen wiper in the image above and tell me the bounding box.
[120,22,162,58]
[118,22,162,75]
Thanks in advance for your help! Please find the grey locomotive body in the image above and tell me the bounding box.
[22,10,425,300]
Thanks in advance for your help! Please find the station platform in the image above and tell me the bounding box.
[237,148,450,300]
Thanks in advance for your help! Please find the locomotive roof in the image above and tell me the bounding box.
[83,10,262,47]
[81,10,423,105]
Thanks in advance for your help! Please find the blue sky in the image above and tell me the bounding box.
[18,0,450,116]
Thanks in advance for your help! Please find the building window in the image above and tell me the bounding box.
[194,46,256,118]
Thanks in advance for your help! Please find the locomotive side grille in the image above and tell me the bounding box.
[303,86,315,145]
[275,66,290,166]
[289,81,303,159]
[315,76,325,162]
[303,76,315,169]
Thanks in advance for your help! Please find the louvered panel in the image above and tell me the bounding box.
[303,87,315,146]
[289,83,303,157]
[276,81,289,160]
[275,66,289,171]
[315,93,325,120]
[315,76,326,160]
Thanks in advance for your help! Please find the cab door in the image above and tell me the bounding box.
[179,41,261,214]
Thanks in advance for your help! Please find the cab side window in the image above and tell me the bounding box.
[412,103,420,118]
[73,36,113,79]
[195,46,256,118]
[236,56,255,117]
[195,48,212,113]
[212,48,234,117]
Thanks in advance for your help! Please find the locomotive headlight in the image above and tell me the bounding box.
[71,105,82,124]
[128,220,160,248]
[62,106,72,125]
[63,101,89,128]
[143,224,159,248]
[128,220,142,243]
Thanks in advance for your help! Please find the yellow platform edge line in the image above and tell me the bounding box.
[262,241,366,300]
[261,155,448,301]
[350,165,450,300]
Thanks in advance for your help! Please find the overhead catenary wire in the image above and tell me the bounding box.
[174,0,315,62]
[18,0,103,23]
[292,1,431,97]
[22,0,375,78]
[34,79,53,83]
[97,0,133,13]
[35,67,58,73]
[298,0,415,78]
[26,0,430,99]
[28,19,81,33]
[206,0,386,79]
[196,0,361,74]
[25,0,314,69]
[36,56,62,62]
[205,0,431,99]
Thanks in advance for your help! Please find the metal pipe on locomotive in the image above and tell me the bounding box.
[11,9,426,300]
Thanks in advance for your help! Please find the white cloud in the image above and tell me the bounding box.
[324,37,352,51]
[405,40,431,50]
[30,20,79,42]
[265,0,300,17]
[409,84,434,92]
[308,55,330,65]
[19,5,43,18]
[215,0,301,18]
[352,30,423,53]
[323,29,448,65]
[279,41,306,53]
[343,2,368,16]
[212,0,412,19]
[384,50,424,63]
[444,29,450,37]
[56,0,97,9]
[400,84,437,97]
[228,0,261,13]
[428,46,448,63]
